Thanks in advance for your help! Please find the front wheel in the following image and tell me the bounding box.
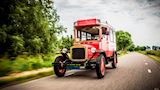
[112,52,117,68]
[53,56,66,77]
[96,54,106,79]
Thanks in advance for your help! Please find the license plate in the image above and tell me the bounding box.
[66,65,80,70]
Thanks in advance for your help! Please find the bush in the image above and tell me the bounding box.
[117,51,127,56]
[12,56,31,72]
[146,50,160,57]
[42,54,55,67]
[0,53,55,76]
[0,60,12,76]
[8,35,24,56]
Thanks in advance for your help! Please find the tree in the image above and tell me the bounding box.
[134,46,146,51]
[116,30,132,51]
[146,46,151,50]
[58,36,74,50]
[127,44,135,51]
[0,0,65,56]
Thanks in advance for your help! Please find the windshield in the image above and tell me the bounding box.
[76,26,99,41]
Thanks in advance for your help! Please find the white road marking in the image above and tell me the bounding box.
[147,69,152,73]
[145,62,148,65]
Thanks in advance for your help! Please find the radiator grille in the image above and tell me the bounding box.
[72,48,85,59]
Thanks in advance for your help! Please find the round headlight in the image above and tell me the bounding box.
[61,48,67,53]
[91,47,96,53]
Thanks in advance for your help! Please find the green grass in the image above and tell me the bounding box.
[0,53,58,77]
[138,50,160,63]
[0,69,53,88]
[117,51,128,57]
[148,55,160,63]
[0,51,127,87]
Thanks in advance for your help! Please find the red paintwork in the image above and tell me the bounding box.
[79,41,99,59]
[73,18,116,60]
[100,58,105,75]
[75,18,100,27]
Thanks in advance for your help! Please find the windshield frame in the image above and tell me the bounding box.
[74,26,102,42]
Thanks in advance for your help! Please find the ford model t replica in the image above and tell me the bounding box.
[53,18,117,79]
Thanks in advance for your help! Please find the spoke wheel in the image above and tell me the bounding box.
[112,53,117,68]
[96,54,106,79]
[54,56,66,77]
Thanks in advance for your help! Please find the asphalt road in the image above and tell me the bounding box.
[1,52,160,90]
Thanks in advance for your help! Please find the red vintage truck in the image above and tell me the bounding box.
[52,18,117,79]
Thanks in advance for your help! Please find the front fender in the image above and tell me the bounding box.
[61,53,69,59]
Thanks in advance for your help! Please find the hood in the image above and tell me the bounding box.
[72,41,99,59]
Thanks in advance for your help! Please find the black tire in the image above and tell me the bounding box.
[54,56,66,77]
[112,52,117,68]
[96,54,106,79]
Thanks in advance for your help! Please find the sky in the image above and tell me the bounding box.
[54,0,160,46]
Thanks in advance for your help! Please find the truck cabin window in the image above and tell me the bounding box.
[77,26,99,41]
[102,27,108,40]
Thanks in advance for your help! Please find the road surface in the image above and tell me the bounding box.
[1,52,160,90]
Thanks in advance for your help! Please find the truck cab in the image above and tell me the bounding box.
[53,18,117,79]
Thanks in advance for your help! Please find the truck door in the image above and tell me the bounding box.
[108,28,116,57]
[101,27,109,55]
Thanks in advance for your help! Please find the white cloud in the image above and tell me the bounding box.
[55,0,160,46]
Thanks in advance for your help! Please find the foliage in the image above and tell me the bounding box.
[0,60,12,76]
[9,35,25,55]
[134,46,146,51]
[152,46,160,50]
[117,51,128,57]
[146,50,160,56]
[138,50,160,63]
[58,36,74,50]
[0,0,65,56]
[0,0,73,77]
[116,31,132,51]
[0,54,56,76]
[127,44,135,51]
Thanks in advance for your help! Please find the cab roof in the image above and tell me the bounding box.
[74,18,114,29]
[74,18,100,27]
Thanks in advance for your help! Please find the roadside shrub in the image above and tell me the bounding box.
[8,35,24,56]
[0,60,12,76]
[31,63,43,69]
[27,55,44,69]
[146,50,160,57]
[42,54,54,61]
[117,51,127,56]
[42,53,55,67]
[11,57,30,72]
[0,53,56,76]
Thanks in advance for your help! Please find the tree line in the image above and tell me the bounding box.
[116,30,160,52]
[116,30,155,51]
[0,0,68,57]
[0,0,157,58]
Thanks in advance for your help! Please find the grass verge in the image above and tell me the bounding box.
[147,55,160,63]
[0,53,57,76]
[117,51,128,57]
[0,67,53,88]
[0,52,126,88]
[138,51,160,63]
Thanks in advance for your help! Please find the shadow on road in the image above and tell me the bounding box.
[52,66,115,80]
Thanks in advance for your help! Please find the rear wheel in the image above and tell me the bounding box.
[54,56,66,77]
[96,54,106,79]
[112,52,117,68]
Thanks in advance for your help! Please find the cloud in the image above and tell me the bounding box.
[55,0,160,46]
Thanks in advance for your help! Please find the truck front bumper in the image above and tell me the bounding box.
[52,59,96,70]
